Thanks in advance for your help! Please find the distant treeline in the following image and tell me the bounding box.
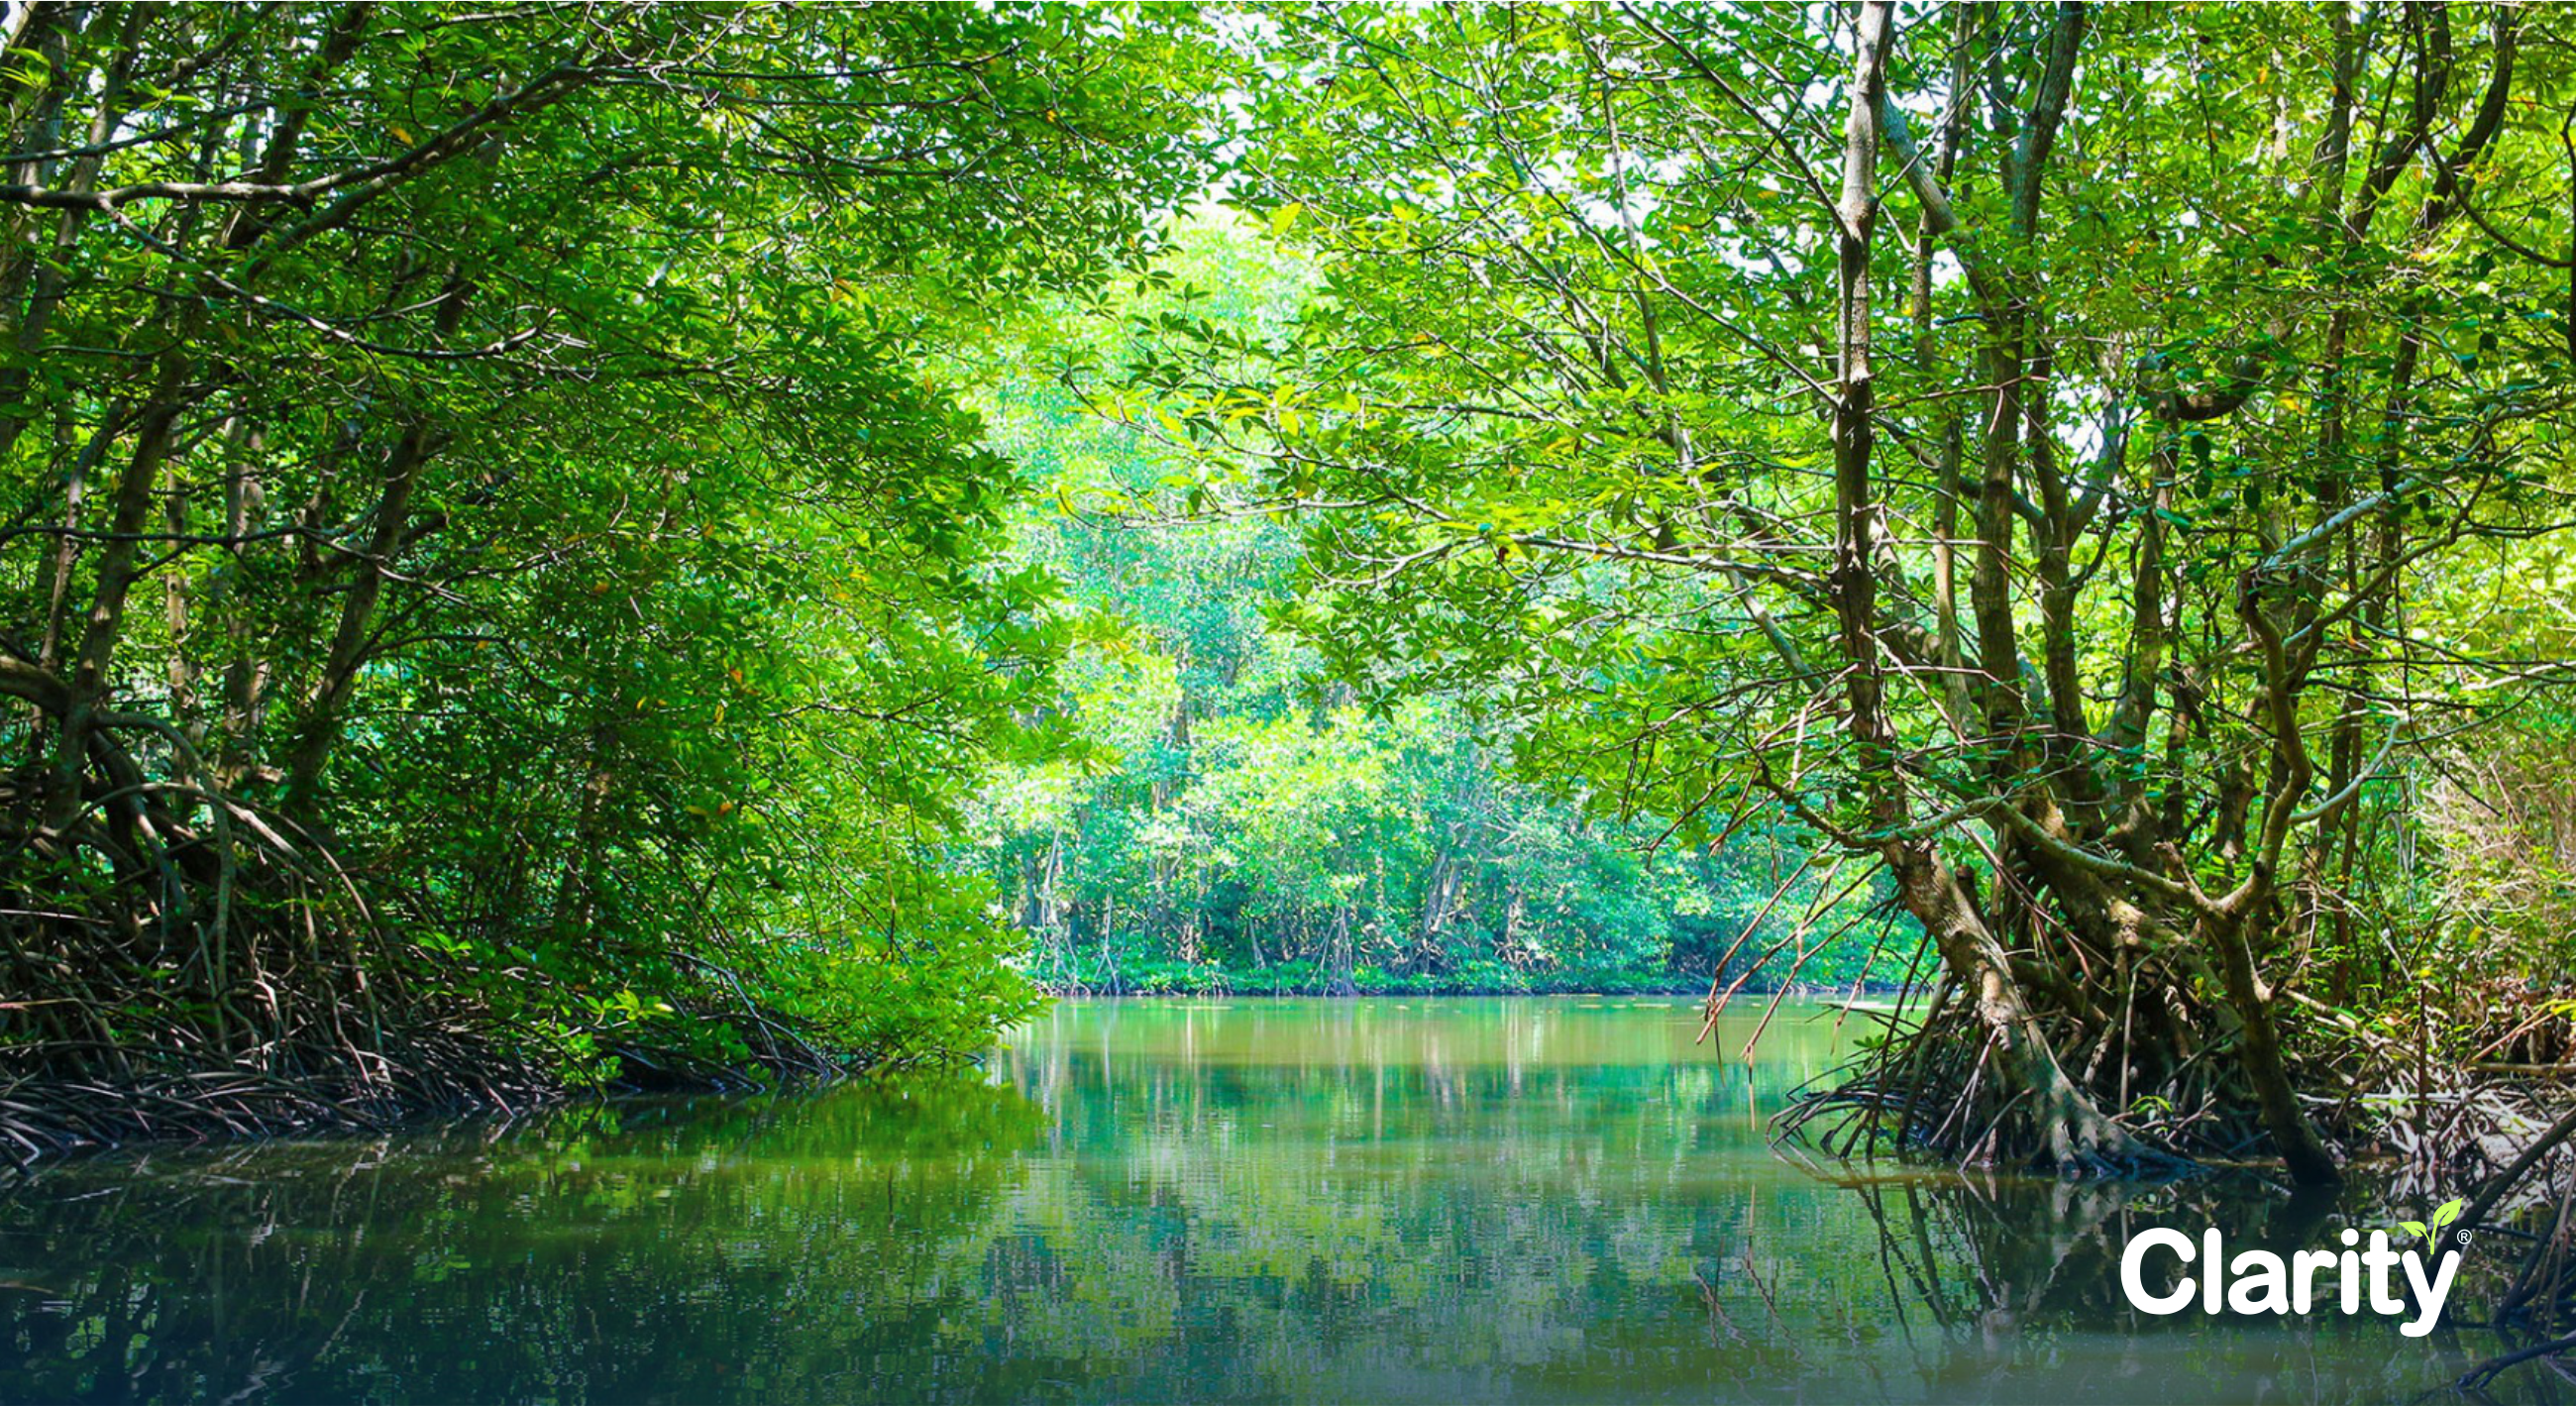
[968,287,1916,998]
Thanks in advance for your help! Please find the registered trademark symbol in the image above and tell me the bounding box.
[2454,1229,2475,1246]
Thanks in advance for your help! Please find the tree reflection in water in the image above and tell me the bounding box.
[1,999,2558,1403]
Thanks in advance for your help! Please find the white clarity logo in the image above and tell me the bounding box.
[2118,1204,2468,1339]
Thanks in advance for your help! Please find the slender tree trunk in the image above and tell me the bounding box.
[2208,910,2342,1185]
[46,360,189,834]
[281,421,434,810]
[1828,0,2144,1169]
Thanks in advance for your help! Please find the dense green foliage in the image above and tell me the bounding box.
[1094,4,2576,1180]
[0,2,1202,1131]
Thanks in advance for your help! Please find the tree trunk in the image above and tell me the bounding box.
[281,420,435,810]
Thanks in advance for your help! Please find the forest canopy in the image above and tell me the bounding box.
[4,0,2576,1198]
[0,1,1205,1147]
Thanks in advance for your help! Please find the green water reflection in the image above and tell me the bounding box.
[0,998,2552,1403]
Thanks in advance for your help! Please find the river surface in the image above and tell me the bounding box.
[0,997,2556,1403]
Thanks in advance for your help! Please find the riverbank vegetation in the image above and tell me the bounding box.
[4,0,2576,1307]
[1105,2,2576,1196]
[0,2,1202,1159]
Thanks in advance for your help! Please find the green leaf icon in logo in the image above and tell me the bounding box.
[2399,1220,2427,1239]
[2431,1199,2464,1235]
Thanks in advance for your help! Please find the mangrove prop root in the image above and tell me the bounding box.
[0,745,848,1170]
[1771,976,2573,1185]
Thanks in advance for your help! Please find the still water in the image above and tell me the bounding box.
[0,998,2551,1403]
